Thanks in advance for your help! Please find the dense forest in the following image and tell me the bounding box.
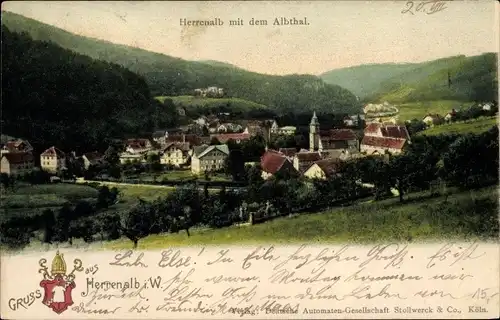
[2,28,179,154]
[2,11,361,115]
[321,53,498,103]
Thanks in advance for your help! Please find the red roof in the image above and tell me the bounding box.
[211,133,251,143]
[261,150,289,174]
[380,125,410,140]
[2,140,32,153]
[41,146,65,157]
[361,136,406,150]
[365,123,382,135]
[126,139,150,148]
[2,152,34,164]
[278,148,298,157]
[310,158,343,177]
[323,129,358,141]
[295,151,322,162]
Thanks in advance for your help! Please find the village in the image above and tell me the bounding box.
[1,110,408,181]
[1,99,496,183]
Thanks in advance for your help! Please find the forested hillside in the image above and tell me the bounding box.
[321,54,498,104]
[2,11,361,115]
[320,63,419,99]
[2,28,178,153]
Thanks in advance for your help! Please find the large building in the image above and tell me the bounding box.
[309,112,360,158]
[360,123,410,155]
[0,152,34,176]
[191,144,229,174]
[40,146,66,174]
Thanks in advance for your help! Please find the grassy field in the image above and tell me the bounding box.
[132,171,231,182]
[418,116,498,136]
[102,185,498,249]
[396,100,467,122]
[155,95,269,111]
[0,183,99,220]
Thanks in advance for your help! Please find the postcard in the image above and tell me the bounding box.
[1,0,499,319]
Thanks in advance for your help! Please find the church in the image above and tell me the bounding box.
[308,112,360,159]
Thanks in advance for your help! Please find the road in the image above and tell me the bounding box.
[75,179,246,192]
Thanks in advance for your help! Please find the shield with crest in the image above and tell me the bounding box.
[39,251,83,314]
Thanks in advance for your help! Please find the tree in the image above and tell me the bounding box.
[73,200,95,219]
[98,213,122,241]
[389,154,416,202]
[97,186,117,209]
[41,209,56,244]
[54,204,74,245]
[147,153,163,172]
[0,173,11,189]
[406,119,427,136]
[123,202,157,249]
[0,216,33,250]
[224,149,245,181]
[210,137,221,145]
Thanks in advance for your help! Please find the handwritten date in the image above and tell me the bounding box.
[401,0,447,15]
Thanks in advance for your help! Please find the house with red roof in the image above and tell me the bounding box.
[210,133,251,144]
[1,152,34,176]
[309,113,360,155]
[292,151,322,173]
[278,147,298,159]
[125,138,152,154]
[319,129,359,151]
[40,146,66,174]
[303,158,343,180]
[260,149,297,179]
[360,122,409,155]
[360,136,407,155]
[0,139,34,155]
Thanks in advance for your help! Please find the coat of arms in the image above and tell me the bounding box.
[39,251,83,314]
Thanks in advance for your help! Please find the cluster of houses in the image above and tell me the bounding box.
[0,138,104,177]
[193,86,225,98]
[1,111,412,181]
[258,112,410,180]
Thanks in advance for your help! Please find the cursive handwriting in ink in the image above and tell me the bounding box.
[401,0,447,15]
[129,300,150,313]
[84,285,147,306]
[269,267,341,285]
[359,243,408,269]
[72,303,121,314]
[206,249,234,265]
[109,250,148,268]
[158,249,192,268]
[295,283,406,300]
[274,245,359,272]
[426,242,485,269]
[242,246,280,270]
[344,267,422,283]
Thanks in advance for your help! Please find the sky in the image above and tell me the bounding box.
[2,1,499,76]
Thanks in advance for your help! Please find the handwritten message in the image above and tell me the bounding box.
[1,242,499,319]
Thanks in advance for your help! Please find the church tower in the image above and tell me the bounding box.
[309,111,320,151]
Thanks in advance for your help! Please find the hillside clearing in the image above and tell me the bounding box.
[155,95,269,111]
[418,116,498,136]
[396,100,467,122]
